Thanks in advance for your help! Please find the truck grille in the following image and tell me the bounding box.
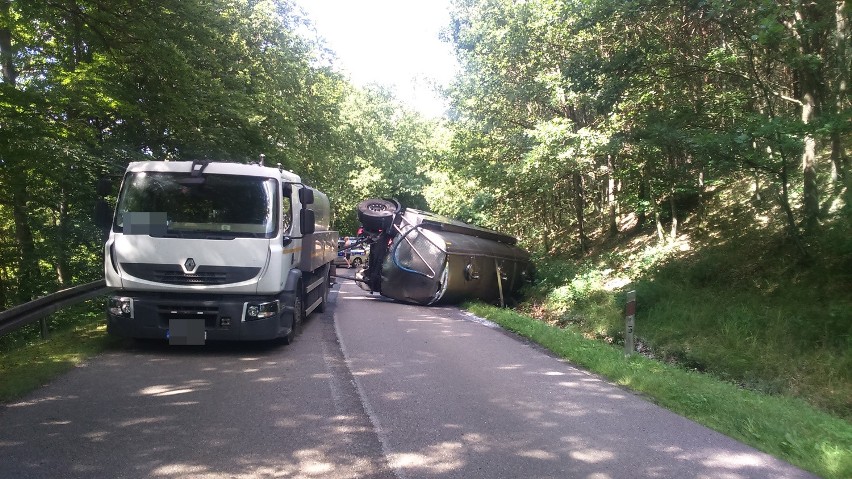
[154,270,227,285]
[121,263,260,285]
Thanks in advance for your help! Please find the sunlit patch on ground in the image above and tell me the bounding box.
[389,442,465,473]
[569,448,615,464]
[137,382,209,397]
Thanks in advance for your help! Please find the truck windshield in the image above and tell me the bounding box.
[115,172,278,238]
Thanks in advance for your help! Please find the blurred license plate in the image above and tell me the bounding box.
[168,319,206,345]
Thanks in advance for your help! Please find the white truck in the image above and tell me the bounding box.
[96,160,337,345]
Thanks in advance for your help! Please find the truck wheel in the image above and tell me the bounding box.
[285,281,304,344]
[357,198,398,233]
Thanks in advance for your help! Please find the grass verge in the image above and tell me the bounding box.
[0,310,121,404]
[466,302,852,479]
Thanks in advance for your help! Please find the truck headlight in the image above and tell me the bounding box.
[245,301,279,321]
[108,296,133,318]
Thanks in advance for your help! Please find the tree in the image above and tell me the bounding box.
[444,0,851,258]
[0,0,353,306]
[328,84,435,234]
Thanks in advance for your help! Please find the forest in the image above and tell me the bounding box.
[1,0,850,424]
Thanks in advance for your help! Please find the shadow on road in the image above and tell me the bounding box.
[0,287,394,479]
[334,284,818,479]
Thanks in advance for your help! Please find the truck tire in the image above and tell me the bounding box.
[357,198,398,233]
[285,281,304,344]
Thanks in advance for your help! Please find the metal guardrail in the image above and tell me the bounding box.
[0,280,113,338]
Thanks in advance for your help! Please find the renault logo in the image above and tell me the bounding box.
[182,258,198,273]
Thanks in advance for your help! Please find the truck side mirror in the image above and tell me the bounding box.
[96,177,112,197]
[299,187,314,205]
[94,199,112,229]
[300,209,315,234]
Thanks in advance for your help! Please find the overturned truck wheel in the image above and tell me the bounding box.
[357,198,399,233]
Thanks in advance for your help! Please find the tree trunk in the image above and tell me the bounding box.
[593,173,603,219]
[542,193,552,255]
[1,0,41,301]
[637,173,648,227]
[751,173,762,202]
[12,184,42,302]
[830,1,849,182]
[606,155,618,237]
[0,250,10,309]
[55,187,70,286]
[572,172,588,254]
[793,2,828,233]
[648,179,665,243]
[542,227,551,256]
[669,194,678,241]
[0,269,7,310]
[668,153,678,241]
[697,169,706,234]
[654,203,665,244]
[0,0,16,85]
[800,91,820,233]
[830,131,848,182]
[778,149,810,259]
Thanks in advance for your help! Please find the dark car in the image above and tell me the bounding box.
[355,199,532,306]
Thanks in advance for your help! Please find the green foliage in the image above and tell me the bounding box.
[0,0,445,304]
[327,85,439,233]
[445,0,851,255]
[1,0,326,304]
[525,256,626,339]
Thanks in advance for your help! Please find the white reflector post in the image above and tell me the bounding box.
[625,290,636,356]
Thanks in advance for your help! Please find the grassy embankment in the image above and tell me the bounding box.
[470,179,851,478]
[0,303,120,403]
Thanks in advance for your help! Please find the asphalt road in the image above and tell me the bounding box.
[0,280,817,478]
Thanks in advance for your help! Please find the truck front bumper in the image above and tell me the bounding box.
[106,292,295,342]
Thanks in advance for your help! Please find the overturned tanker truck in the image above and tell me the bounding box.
[354,199,533,306]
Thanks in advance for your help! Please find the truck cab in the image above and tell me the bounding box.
[99,160,337,344]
